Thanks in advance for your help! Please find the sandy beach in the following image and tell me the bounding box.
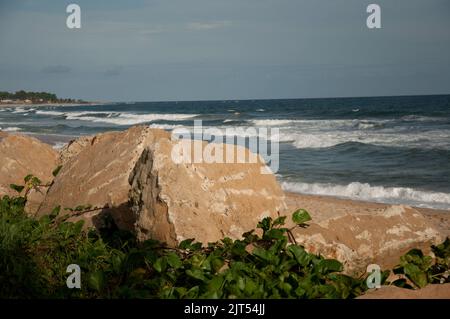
[285,192,450,237]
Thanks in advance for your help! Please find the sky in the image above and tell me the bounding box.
[0,0,449,102]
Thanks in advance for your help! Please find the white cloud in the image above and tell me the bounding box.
[186,21,231,31]
[139,25,170,36]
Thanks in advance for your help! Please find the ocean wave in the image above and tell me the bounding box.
[146,122,450,150]
[248,117,449,149]
[281,181,450,210]
[35,110,199,125]
[12,107,35,114]
[285,131,450,149]
[250,118,392,130]
[250,119,301,126]
[74,113,198,125]
[149,123,185,130]
[401,115,447,122]
[356,120,386,130]
[35,110,66,116]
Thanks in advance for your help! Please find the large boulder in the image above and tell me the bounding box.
[0,132,58,213]
[38,126,287,245]
[284,195,443,274]
[129,138,287,245]
[37,126,170,230]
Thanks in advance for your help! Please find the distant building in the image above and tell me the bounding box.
[0,99,13,103]
[24,99,32,103]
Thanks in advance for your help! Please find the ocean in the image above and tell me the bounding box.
[1,95,450,210]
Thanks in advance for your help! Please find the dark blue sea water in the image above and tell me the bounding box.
[1,95,450,209]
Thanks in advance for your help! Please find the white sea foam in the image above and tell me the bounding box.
[145,118,450,150]
[12,107,29,114]
[285,130,450,149]
[251,119,301,126]
[250,118,392,130]
[281,181,450,210]
[52,142,68,150]
[35,110,65,116]
[72,113,198,125]
[0,127,22,132]
[356,120,386,130]
[35,110,198,125]
[148,123,184,130]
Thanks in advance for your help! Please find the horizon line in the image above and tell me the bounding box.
[97,92,450,104]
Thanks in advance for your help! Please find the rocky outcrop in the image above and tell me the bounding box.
[129,138,287,245]
[285,202,443,274]
[0,132,59,213]
[358,284,450,299]
[38,126,287,244]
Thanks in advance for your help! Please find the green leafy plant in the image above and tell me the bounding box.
[392,238,450,289]
[1,178,448,299]
[10,174,45,199]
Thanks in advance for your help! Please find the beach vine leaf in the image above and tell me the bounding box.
[292,209,312,225]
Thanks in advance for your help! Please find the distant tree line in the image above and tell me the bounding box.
[0,90,84,103]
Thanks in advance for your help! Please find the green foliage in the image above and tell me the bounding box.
[0,90,84,103]
[392,238,450,288]
[1,189,448,299]
[0,90,57,102]
[292,209,312,225]
[0,193,368,299]
[9,184,25,194]
[10,174,44,198]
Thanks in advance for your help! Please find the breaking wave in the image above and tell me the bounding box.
[250,119,301,126]
[280,130,450,150]
[12,107,36,114]
[35,110,198,125]
[281,181,450,210]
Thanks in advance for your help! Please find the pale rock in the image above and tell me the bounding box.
[129,138,287,245]
[0,132,58,213]
[286,205,443,274]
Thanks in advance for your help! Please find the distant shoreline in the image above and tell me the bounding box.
[0,101,103,108]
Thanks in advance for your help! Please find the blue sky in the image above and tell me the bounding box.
[0,0,449,101]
